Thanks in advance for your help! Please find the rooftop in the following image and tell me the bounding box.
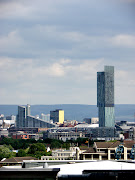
[0,157,37,163]
[95,140,135,149]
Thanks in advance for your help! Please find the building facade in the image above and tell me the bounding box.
[41,147,79,160]
[50,109,64,124]
[44,131,84,142]
[26,115,56,128]
[80,141,135,161]
[16,106,26,128]
[26,104,30,116]
[16,104,56,129]
[41,113,50,122]
[86,127,116,140]
[97,66,115,127]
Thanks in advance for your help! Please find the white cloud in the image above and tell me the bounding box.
[0,57,33,82]
[46,63,65,77]
[0,0,72,20]
[0,23,135,59]
[32,58,103,79]
[115,67,135,104]
[61,31,87,43]
[0,31,23,52]
[1,56,135,104]
[0,57,103,82]
[59,58,71,64]
[109,34,135,48]
[116,70,128,79]
[65,59,104,81]
[0,57,103,104]
[0,0,135,104]
[0,0,38,20]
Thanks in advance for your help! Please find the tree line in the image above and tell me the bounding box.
[0,137,93,160]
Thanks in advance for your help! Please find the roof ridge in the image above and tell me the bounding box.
[106,141,113,148]
[109,141,120,148]
[13,157,18,162]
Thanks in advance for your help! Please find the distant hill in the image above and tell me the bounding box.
[0,104,135,122]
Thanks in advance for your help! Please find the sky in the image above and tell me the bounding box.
[0,0,135,105]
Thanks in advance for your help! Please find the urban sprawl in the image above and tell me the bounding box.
[1,66,135,179]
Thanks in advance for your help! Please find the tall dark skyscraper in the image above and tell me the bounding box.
[97,66,115,127]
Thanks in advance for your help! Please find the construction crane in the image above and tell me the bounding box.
[115,144,124,160]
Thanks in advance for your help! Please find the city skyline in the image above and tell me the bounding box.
[0,1,135,105]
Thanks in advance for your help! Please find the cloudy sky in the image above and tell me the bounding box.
[0,0,135,105]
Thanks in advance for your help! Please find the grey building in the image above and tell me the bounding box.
[26,115,56,128]
[44,126,116,141]
[44,131,84,141]
[26,104,30,116]
[41,113,50,122]
[16,104,56,129]
[86,127,116,140]
[97,66,115,127]
[16,105,26,128]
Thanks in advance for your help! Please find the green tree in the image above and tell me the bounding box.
[75,138,89,146]
[50,141,61,149]
[0,137,14,146]
[0,145,13,160]
[4,144,14,150]
[62,143,70,150]
[28,143,46,155]
[17,149,26,157]
[0,137,36,150]
[46,151,52,156]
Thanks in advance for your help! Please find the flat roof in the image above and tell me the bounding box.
[48,160,135,176]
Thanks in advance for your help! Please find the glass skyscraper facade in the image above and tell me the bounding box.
[16,104,30,128]
[16,105,26,128]
[97,66,115,127]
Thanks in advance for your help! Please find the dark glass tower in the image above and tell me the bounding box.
[97,66,115,127]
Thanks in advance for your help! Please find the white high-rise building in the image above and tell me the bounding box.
[41,113,50,122]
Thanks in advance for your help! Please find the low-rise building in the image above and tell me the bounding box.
[45,131,85,142]
[0,129,9,137]
[80,140,135,161]
[0,157,37,167]
[41,147,80,160]
[12,132,30,139]
[43,126,117,141]
[83,117,99,124]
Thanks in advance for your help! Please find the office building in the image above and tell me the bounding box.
[44,131,84,142]
[16,105,26,128]
[26,115,56,128]
[16,104,30,128]
[83,117,99,124]
[97,66,115,127]
[16,104,56,129]
[41,113,50,122]
[50,109,64,124]
[6,115,16,121]
[26,104,30,116]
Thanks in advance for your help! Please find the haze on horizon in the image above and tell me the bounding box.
[0,0,135,105]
